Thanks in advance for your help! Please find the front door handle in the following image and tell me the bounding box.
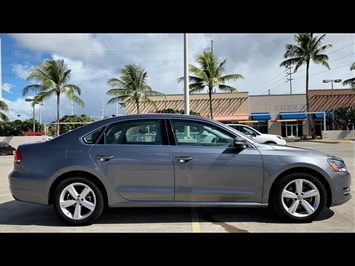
[175,156,193,163]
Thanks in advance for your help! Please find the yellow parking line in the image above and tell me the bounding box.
[191,208,201,232]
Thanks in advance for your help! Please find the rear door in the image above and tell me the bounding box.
[88,118,175,201]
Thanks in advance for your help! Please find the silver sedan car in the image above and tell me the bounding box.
[8,113,352,226]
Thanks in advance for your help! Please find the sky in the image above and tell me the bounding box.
[0,33,354,124]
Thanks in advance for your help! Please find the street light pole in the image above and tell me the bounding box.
[25,98,36,132]
[323,79,342,130]
[39,102,44,125]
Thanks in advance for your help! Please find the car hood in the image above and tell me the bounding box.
[260,143,338,158]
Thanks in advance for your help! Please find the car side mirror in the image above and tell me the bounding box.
[234,137,247,150]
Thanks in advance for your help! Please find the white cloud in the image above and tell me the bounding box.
[2,33,353,124]
[2,83,13,93]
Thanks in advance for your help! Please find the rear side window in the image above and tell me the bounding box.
[82,128,104,144]
[104,119,163,145]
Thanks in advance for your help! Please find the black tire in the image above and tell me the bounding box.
[270,173,327,223]
[53,177,104,226]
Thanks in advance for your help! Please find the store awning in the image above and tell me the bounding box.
[251,112,271,120]
[280,112,307,119]
[236,120,258,124]
[210,113,249,122]
[314,113,323,118]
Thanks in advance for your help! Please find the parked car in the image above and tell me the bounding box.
[226,123,287,145]
[8,114,351,226]
[0,142,16,155]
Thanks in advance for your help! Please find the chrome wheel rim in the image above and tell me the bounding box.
[281,178,320,218]
[59,182,97,220]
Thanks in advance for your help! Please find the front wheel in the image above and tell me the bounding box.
[53,177,104,226]
[270,173,327,223]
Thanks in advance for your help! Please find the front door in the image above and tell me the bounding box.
[286,124,298,137]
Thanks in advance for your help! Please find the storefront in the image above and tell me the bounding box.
[123,89,353,138]
[271,112,307,138]
[250,112,271,133]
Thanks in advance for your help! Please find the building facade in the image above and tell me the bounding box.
[124,89,354,138]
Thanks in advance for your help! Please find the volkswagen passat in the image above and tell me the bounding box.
[8,114,351,226]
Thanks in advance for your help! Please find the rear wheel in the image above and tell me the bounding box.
[53,177,104,226]
[270,173,327,223]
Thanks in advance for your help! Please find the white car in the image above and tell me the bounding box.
[226,124,286,145]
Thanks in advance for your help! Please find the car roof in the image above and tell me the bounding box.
[50,113,230,140]
[92,114,217,128]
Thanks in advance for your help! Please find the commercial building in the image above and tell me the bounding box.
[124,89,354,139]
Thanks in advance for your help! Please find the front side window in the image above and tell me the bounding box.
[171,120,234,147]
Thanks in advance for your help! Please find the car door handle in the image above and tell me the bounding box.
[175,156,193,162]
[96,155,114,161]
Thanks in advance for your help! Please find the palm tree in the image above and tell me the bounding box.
[280,33,332,139]
[342,62,355,90]
[107,64,165,114]
[23,59,85,136]
[0,100,9,121]
[177,51,244,119]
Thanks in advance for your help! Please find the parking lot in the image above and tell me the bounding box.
[1,141,354,233]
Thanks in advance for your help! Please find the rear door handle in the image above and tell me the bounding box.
[175,156,193,162]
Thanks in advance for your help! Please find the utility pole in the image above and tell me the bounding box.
[102,99,105,118]
[287,66,293,94]
[204,40,214,53]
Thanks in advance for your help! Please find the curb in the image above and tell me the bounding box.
[295,139,353,144]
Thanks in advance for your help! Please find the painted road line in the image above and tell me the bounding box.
[191,208,201,232]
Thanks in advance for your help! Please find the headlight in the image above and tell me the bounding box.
[328,158,347,172]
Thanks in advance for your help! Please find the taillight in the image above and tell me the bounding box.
[14,149,22,163]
